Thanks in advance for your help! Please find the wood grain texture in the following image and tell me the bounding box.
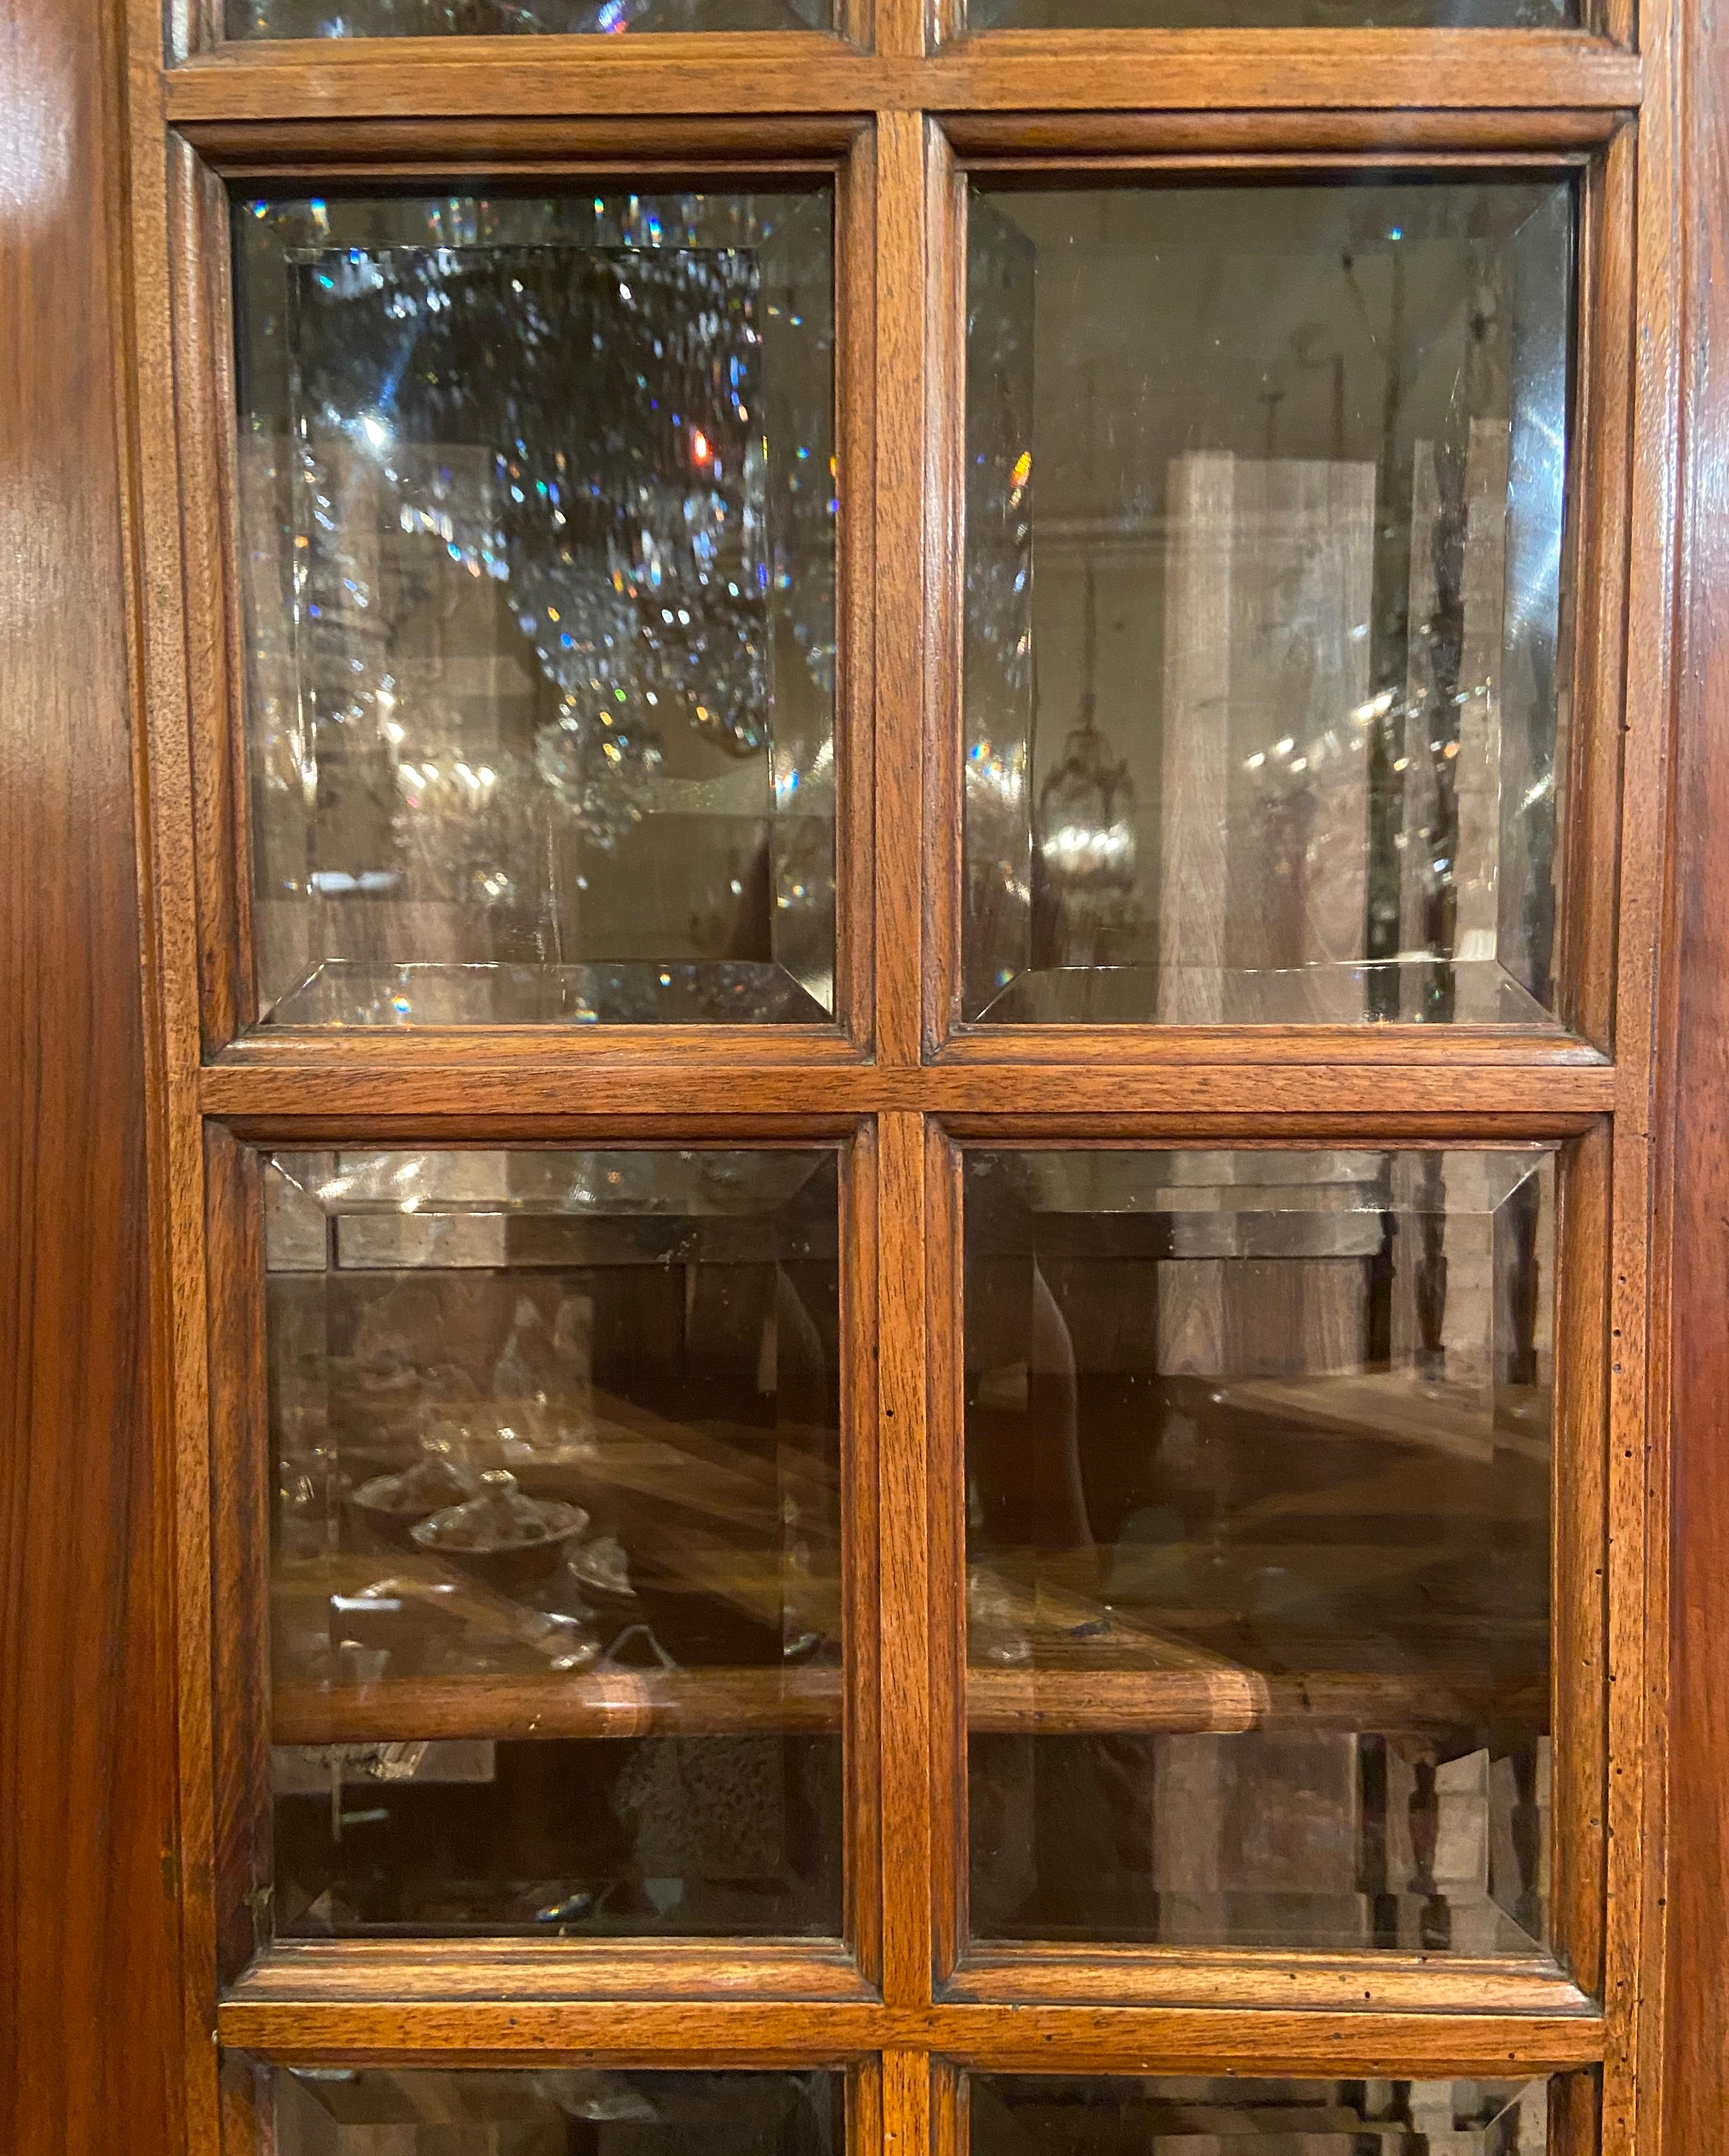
[943,1946,1592,2018]
[197,1060,1618,1127]
[162,34,1640,123]
[874,111,928,1067]
[877,1110,936,2005]
[0,2,180,2154]
[947,110,1624,155]
[232,1938,876,2003]
[214,1994,1607,2073]
[1557,126,1635,1055]
[883,2049,932,2156]
[1551,1123,1611,2004]
[1658,0,1729,2127]
[843,1125,886,1987]
[88,0,1698,2124]
[126,19,233,2147]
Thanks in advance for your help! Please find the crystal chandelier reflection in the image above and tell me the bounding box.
[1035,555,1137,906]
[294,238,781,873]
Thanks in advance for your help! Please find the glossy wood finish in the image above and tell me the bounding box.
[161,35,1640,123]
[215,1994,1607,2073]
[1658,0,1729,2135]
[89,0,1708,2142]
[0,0,180,2151]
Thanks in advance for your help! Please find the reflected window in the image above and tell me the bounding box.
[236,191,836,1026]
[964,1148,1555,1957]
[962,181,1575,1026]
[262,1148,842,1938]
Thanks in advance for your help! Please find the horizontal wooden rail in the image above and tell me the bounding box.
[217,1991,1607,2073]
[165,33,1641,127]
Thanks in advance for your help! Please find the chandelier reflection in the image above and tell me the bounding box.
[294,237,784,882]
[1034,554,1137,953]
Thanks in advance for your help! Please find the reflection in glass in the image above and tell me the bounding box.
[970,2076,1549,2155]
[963,0,1567,24]
[228,0,830,36]
[964,1149,1555,1955]
[263,1149,842,1938]
[962,182,1575,1026]
[236,192,836,1026]
[265,2068,843,2156]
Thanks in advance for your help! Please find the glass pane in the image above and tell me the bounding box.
[236,192,836,1027]
[970,2077,1549,2154]
[962,0,1568,26]
[228,0,831,37]
[962,181,1575,1026]
[265,2069,842,2154]
[263,1149,842,1938]
[964,1148,1555,1955]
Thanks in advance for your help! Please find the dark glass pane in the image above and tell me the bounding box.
[228,0,831,37]
[970,2077,1549,2154]
[264,1149,842,1937]
[962,181,1575,1026]
[964,1149,1555,1955]
[964,0,1567,23]
[236,192,836,1026]
[267,2069,843,2155]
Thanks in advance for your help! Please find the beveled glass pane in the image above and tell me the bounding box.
[965,1149,1555,1955]
[228,0,831,37]
[264,2069,843,2154]
[962,181,1575,1026]
[264,1149,842,1937]
[970,2077,1549,2154]
[962,0,1567,25]
[236,192,836,1027]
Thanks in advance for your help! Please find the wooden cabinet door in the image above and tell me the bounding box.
[5,0,1729,2150]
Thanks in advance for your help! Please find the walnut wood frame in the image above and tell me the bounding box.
[117,0,1679,2146]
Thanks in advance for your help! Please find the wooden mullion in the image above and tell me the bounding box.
[844,1125,887,1988]
[872,0,926,55]
[878,1110,937,2005]
[885,2050,934,2156]
[873,109,930,1068]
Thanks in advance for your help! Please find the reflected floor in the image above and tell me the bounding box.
[966,1878,1550,1956]
[969,958,1561,1027]
[260,959,833,1027]
[969,2076,1549,2156]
